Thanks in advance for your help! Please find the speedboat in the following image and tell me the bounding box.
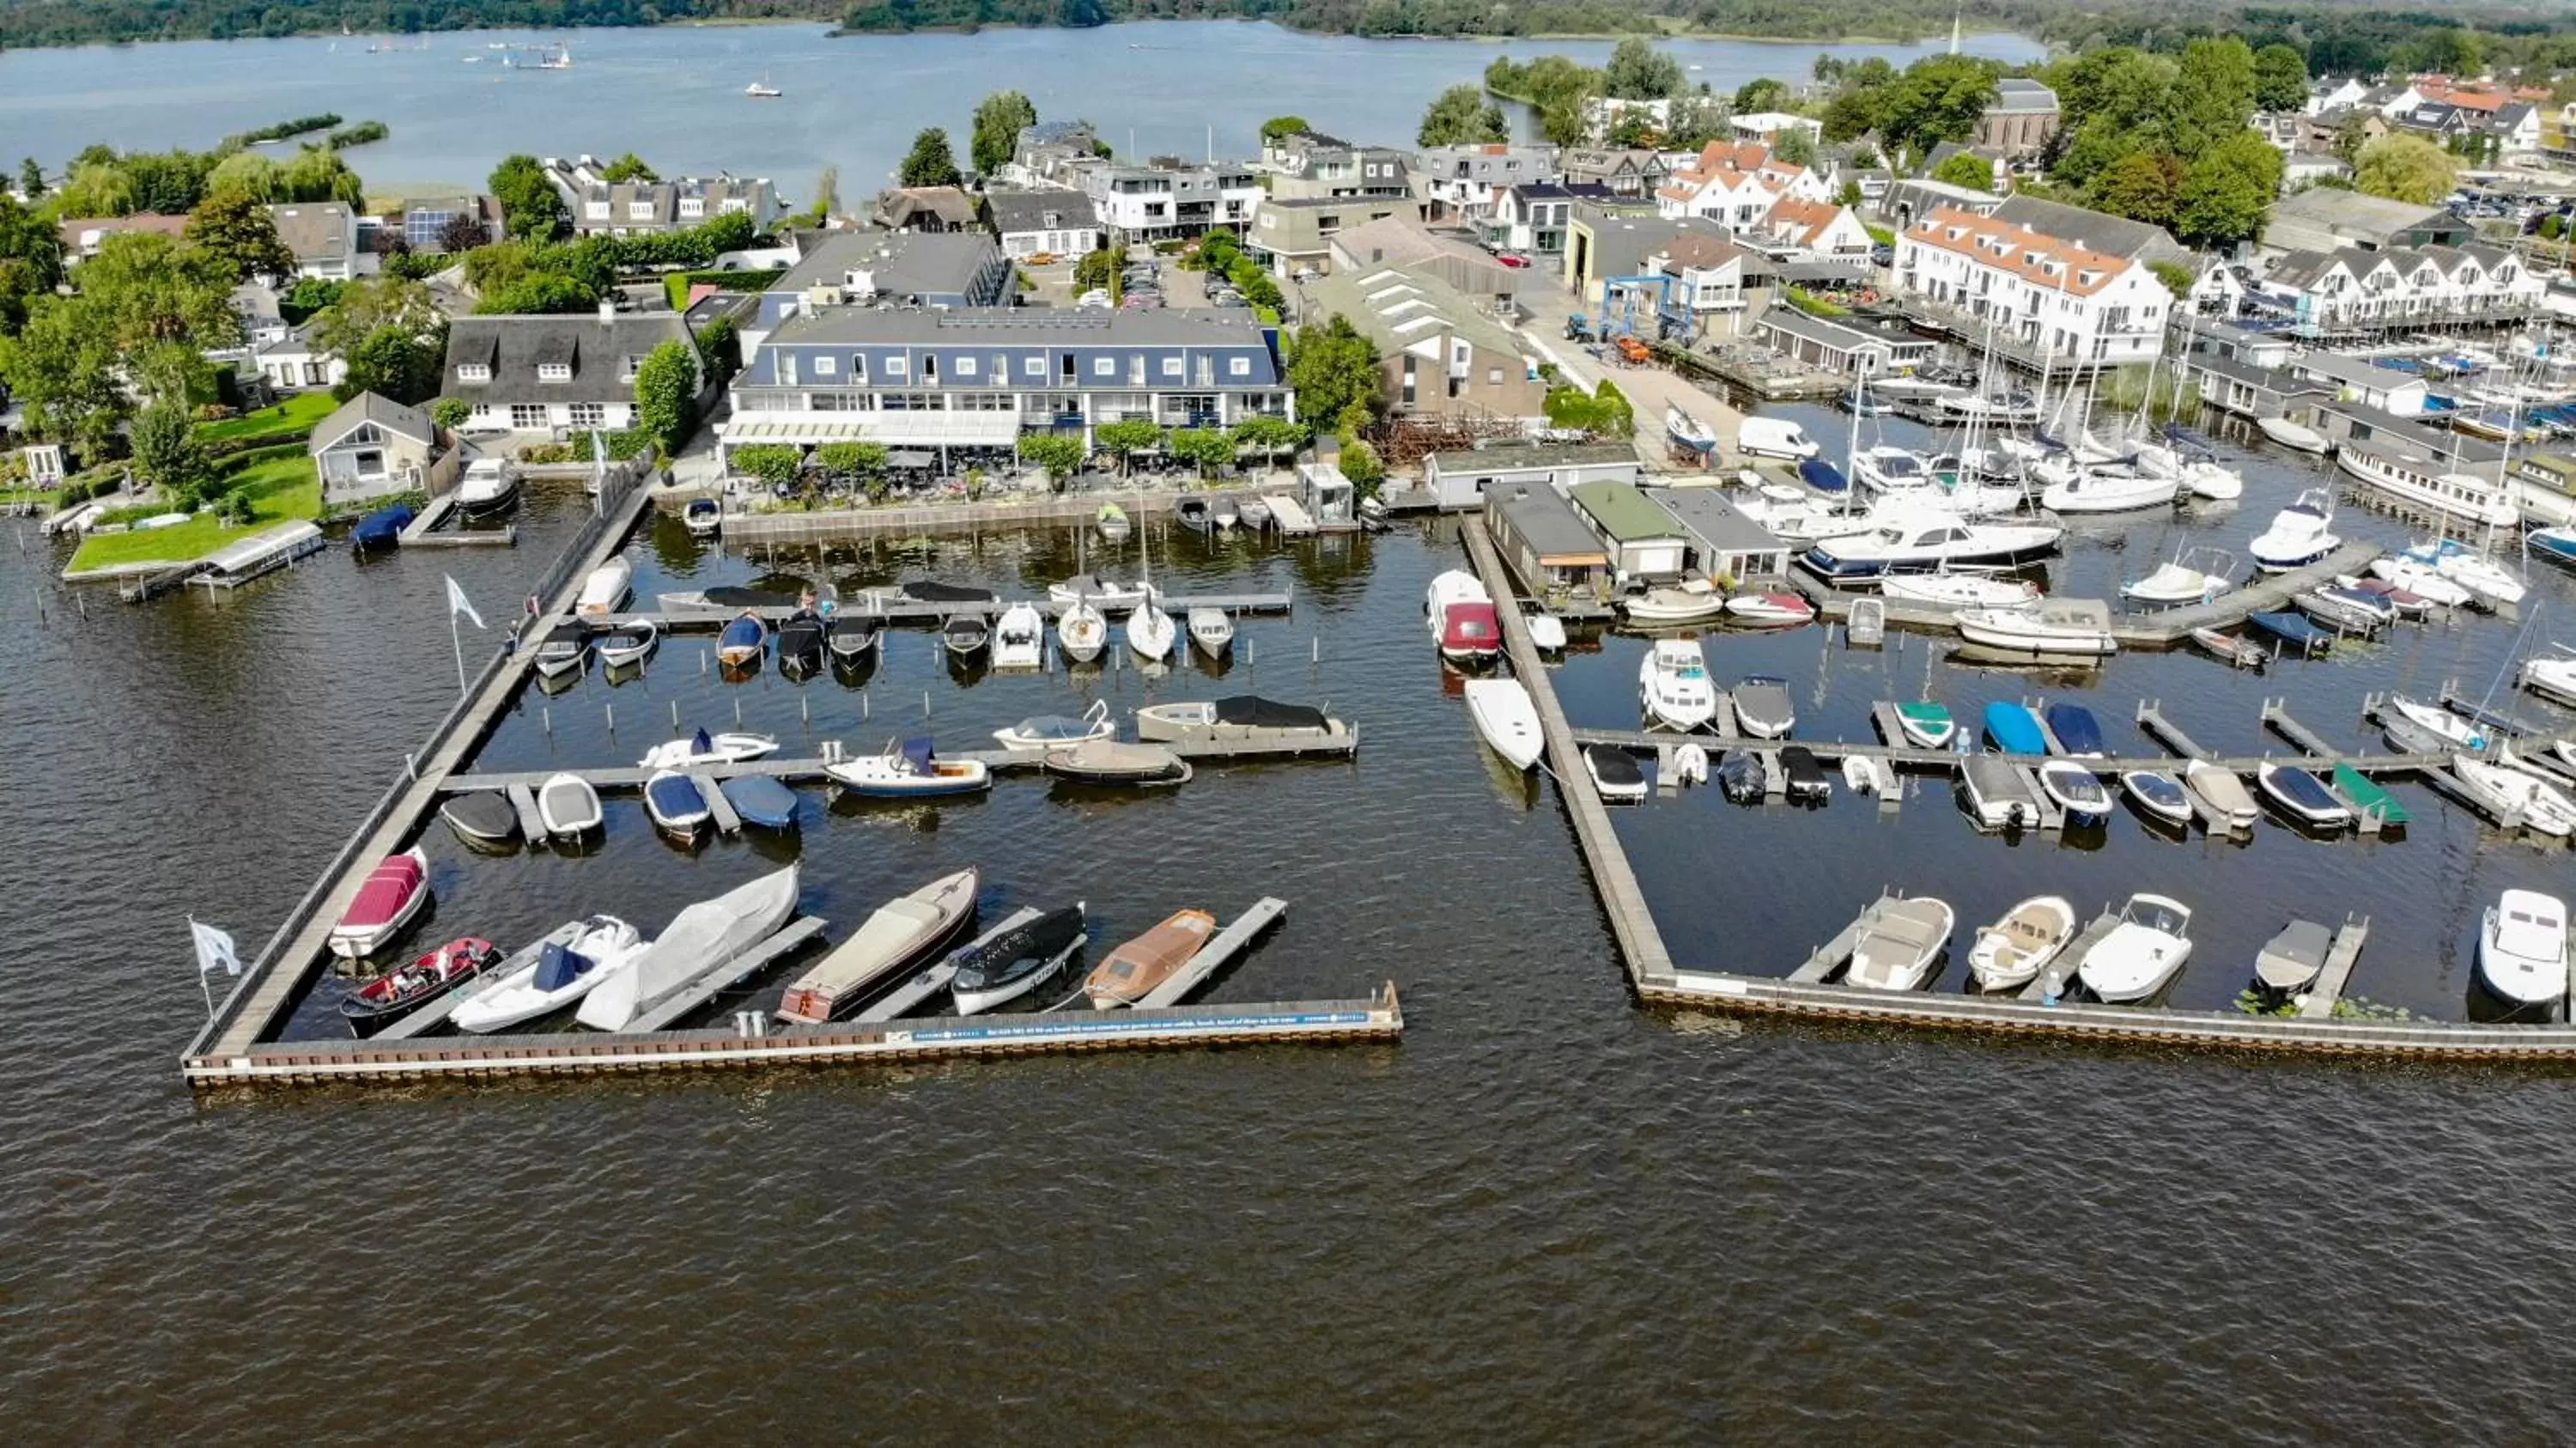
[2039,467,2181,514]
[453,916,646,1033]
[776,868,981,1025]
[944,612,992,658]
[1188,606,1235,659]
[1096,503,1132,542]
[1967,895,2076,990]
[574,556,632,617]
[721,776,799,830]
[2258,417,2330,453]
[2367,556,2474,608]
[1135,695,1340,743]
[2254,920,2332,994]
[1778,745,1830,801]
[2037,758,2111,822]
[2043,703,2105,757]
[576,865,802,1031]
[1887,701,1955,749]
[1732,675,1795,739]
[993,602,1047,668]
[2528,526,2576,570]
[2385,696,2486,751]
[327,848,431,959]
[2122,559,2232,606]
[2520,654,2576,707]
[1057,599,1107,663]
[1625,581,1729,624]
[2077,893,2194,1003]
[2122,769,2195,826]
[775,610,827,677]
[532,619,592,681]
[826,736,993,797]
[2257,762,2352,829]
[2477,889,2569,1007]
[1437,599,1501,663]
[1716,749,1764,803]
[1955,599,2118,656]
[2190,627,2267,669]
[825,613,881,664]
[1042,738,1192,787]
[1959,753,2039,830]
[1983,703,2047,755]
[951,903,1090,1015]
[1637,639,1718,731]
[1126,600,1176,661]
[1048,575,1157,610]
[643,770,714,839]
[1723,591,1814,625]
[2247,490,2340,572]
[456,459,519,514]
[639,728,779,770]
[536,773,602,835]
[440,791,517,846]
[1585,745,1648,802]
[1843,897,1954,991]
[2404,538,2526,608]
[683,496,721,535]
[1526,612,1569,650]
[2456,757,2576,837]
[717,610,769,669]
[2184,761,2258,831]
[340,936,501,1037]
[1464,678,1543,770]
[597,619,658,669]
[1084,909,1219,1008]
[2246,610,2332,656]
[1880,572,2039,610]
[994,700,1115,751]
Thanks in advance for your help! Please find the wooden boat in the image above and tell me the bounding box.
[993,699,1113,751]
[340,936,500,1036]
[824,736,993,797]
[2077,893,2194,1003]
[597,619,658,669]
[716,610,768,668]
[1042,738,1191,787]
[1778,745,1829,801]
[943,612,991,658]
[2189,626,2268,669]
[721,776,800,830]
[1732,675,1796,739]
[2257,761,2352,829]
[2254,919,2331,994]
[1463,678,1542,770]
[951,903,1089,1014]
[532,619,592,681]
[1084,909,1219,1008]
[1966,895,2076,989]
[327,848,431,959]
[574,556,632,617]
[2478,889,2569,1007]
[1959,754,2038,830]
[1187,606,1235,659]
[992,602,1047,669]
[1585,745,1647,802]
[2184,760,2258,831]
[775,609,827,676]
[579,866,801,1031]
[1843,897,1954,990]
[639,728,778,770]
[2121,769,2195,827]
[1887,701,1955,749]
[1134,695,1340,744]
[644,770,713,839]
[440,791,518,845]
[2037,758,2111,822]
[453,916,645,1033]
[536,773,602,835]
[776,868,981,1024]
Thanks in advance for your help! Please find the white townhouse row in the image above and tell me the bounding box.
[1891,206,2172,365]
[2260,243,2545,332]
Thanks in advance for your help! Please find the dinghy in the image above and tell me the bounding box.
[1722,590,1815,626]
[683,496,721,535]
[2122,559,2232,605]
[1464,678,1543,770]
[2121,770,2195,827]
[2254,919,2332,994]
[577,866,802,1031]
[2257,762,2352,829]
[776,868,981,1024]
[943,613,991,658]
[453,916,646,1033]
[328,848,432,959]
[951,903,1089,1015]
[596,619,658,669]
[2037,758,2111,822]
[1843,897,1954,990]
[2477,889,2569,1007]
[574,556,632,616]
[1084,909,1219,1008]
[2184,761,2259,831]
[532,620,592,681]
[825,736,993,798]
[1732,675,1795,739]
[440,791,519,845]
[2077,893,2194,1003]
[1095,503,1132,543]
[639,728,779,770]
[1212,497,1239,530]
[1843,755,1897,797]
[341,936,501,1036]
[1638,640,1718,732]
[1042,738,1192,787]
[1056,599,1108,664]
[775,610,827,676]
[1888,701,1955,749]
[1176,496,1212,532]
[1526,612,1569,651]
[825,613,881,664]
[536,773,603,835]
[644,770,714,839]
[992,602,1047,669]
[716,611,768,669]
[1238,497,1272,530]
[1967,895,2077,989]
[1188,606,1235,659]
[1135,695,1340,743]
[995,700,1115,751]
[1672,742,1710,787]
[2189,627,2267,669]
[721,776,800,830]
[1585,745,1648,802]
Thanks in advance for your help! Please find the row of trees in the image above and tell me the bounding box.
[2029,38,2284,248]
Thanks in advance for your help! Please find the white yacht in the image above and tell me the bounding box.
[2038,466,2181,514]
[2077,893,2194,1003]
[1852,446,1940,496]
[1878,571,2039,610]
[2477,889,2569,1008]
[1953,598,2118,656]
[2247,489,2341,572]
[1464,678,1543,770]
[1637,638,1718,732]
[2403,538,2527,608]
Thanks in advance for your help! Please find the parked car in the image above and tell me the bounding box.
[1495,252,1530,269]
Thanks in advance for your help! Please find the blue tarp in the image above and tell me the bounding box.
[1798,459,1849,493]
[352,504,414,548]
[1983,703,2048,755]
[901,736,935,771]
[533,941,593,991]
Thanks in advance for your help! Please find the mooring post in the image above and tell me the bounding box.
[733,697,743,726]
[542,705,551,735]
[604,703,614,734]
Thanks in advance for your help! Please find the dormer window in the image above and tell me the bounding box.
[814,356,836,376]
[884,356,907,378]
[458,363,491,384]
[627,201,654,221]
[538,362,572,383]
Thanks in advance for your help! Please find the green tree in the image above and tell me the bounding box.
[899,128,963,189]
[1602,38,1685,101]
[1335,435,1384,494]
[1665,96,1730,150]
[2148,259,2198,300]
[598,152,658,184]
[1734,78,1789,115]
[804,163,840,227]
[205,150,282,203]
[432,396,470,430]
[51,161,136,218]
[1169,427,1236,479]
[183,188,295,283]
[1094,417,1167,473]
[16,157,41,198]
[633,338,699,454]
[731,443,802,490]
[130,396,210,501]
[1285,314,1379,435]
[696,314,742,386]
[2355,135,2459,206]
[2169,39,2257,159]
[1259,116,1312,143]
[2253,44,2309,113]
[476,273,598,314]
[1230,414,1306,467]
[1771,127,1820,167]
[1930,153,1995,193]
[2173,131,2283,248]
[0,192,67,337]
[77,232,240,353]
[489,155,568,243]
[1073,246,1122,301]
[0,297,125,453]
[1835,179,1863,206]
[277,146,363,207]
[1878,54,2002,158]
[2090,151,2184,226]
[813,440,889,484]
[309,276,440,362]
[1016,433,1087,487]
[1419,85,1508,148]
[336,328,443,405]
[970,90,1039,175]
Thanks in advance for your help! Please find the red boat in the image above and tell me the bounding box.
[1439,601,1501,663]
[340,936,500,1037]
[327,847,431,959]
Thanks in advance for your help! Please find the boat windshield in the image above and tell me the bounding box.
[2124,899,2189,934]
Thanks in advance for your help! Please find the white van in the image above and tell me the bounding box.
[1737,417,1820,460]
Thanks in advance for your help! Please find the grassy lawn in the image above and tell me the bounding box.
[67,453,322,573]
[199,392,337,445]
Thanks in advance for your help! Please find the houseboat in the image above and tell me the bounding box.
[2335,438,2518,529]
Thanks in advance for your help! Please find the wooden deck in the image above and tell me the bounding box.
[2296,918,2374,1019]
[617,589,1294,629]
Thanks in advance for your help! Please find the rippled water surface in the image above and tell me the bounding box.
[9,451,2576,1439]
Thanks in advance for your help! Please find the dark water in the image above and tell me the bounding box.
[9,465,2576,1439]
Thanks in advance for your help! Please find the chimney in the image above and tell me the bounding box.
[597,299,617,325]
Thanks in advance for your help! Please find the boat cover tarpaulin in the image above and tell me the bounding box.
[1589,748,1644,787]
[902,736,937,771]
[346,855,424,927]
[901,581,998,603]
[533,941,594,991]
[1798,459,1849,493]
[1213,696,1327,730]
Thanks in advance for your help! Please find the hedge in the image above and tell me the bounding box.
[662,267,787,311]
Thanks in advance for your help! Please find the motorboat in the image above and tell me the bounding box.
[655,586,797,618]
[2339,576,2429,618]
[532,619,592,682]
[2521,654,2576,707]
[2385,695,2486,751]
[776,868,981,1025]
[1042,738,1191,787]
[2291,588,2381,636]
[1666,405,1718,457]
[537,773,603,835]
[2254,919,2332,994]
[2043,703,2105,757]
[775,610,827,677]
[1801,513,2063,579]
[1637,640,1718,732]
[944,613,992,658]
[717,611,769,669]
[1084,909,1219,1007]
[2528,526,2576,569]
[351,502,412,552]
[597,619,658,669]
[328,848,432,958]
[639,728,779,770]
[826,736,993,797]
[1135,695,1340,744]
[1778,745,1830,801]
[1672,742,1710,787]
[1716,749,1764,803]
[2122,769,2195,826]
[1852,446,1941,496]
[1723,591,1815,625]
[2258,416,2330,453]
[2077,893,2195,1003]
[2248,490,2340,572]
[1464,678,1543,770]
[2477,889,2569,1007]
[2246,610,2333,656]
[574,556,632,617]
[1843,897,1954,991]
[1966,895,2077,990]
[2189,627,2268,669]
[577,865,802,1031]
[1959,753,2039,830]
[2121,558,2233,606]
[2257,762,2352,829]
[884,581,1001,610]
[1731,675,1795,739]
[1058,599,1108,663]
[440,791,518,846]
[995,702,1116,755]
[456,459,519,514]
[1048,575,1157,610]
[992,603,1046,669]
[2380,711,2455,756]
[1585,745,1648,802]
[1879,571,2039,610]
[1526,612,1569,650]
[2330,764,2409,828]
[2185,760,2259,831]
[2366,556,2474,608]
[1887,701,1955,750]
[1212,497,1240,530]
[1126,600,1176,661]
[1238,497,1272,530]
[825,613,881,664]
[1096,502,1132,542]
[951,903,1090,1014]
[2039,467,2181,514]
[1176,496,1212,532]
[2036,758,2111,822]
[644,770,714,839]
[1437,599,1501,663]
[1983,702,2047,755]
[341,936,501,1036]
[683,496,721,536]
[2456,757,2576,837]
[721,776,799,830]
[1188,606,1235,659]
[453,916,646,1033]
[1842,754,1898,798]
[1624,581,1728,625]
[1954,599,2118,656]
[2403,538,2527,608]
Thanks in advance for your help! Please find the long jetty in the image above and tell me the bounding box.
[440,729,1359,794]
[619,588,1293,629]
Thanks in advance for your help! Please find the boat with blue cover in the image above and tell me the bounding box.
[1798,458,1849,493]
[351,502,413,552]
[1983,702,2048,755]
[717,611,768,669]
[2247,611,2333,655]
[720,776,799,830]
[2043,703,2105,757]
[644,770,713,838]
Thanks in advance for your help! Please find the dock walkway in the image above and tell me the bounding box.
[2296,918,2373,1019]
[1564,727,2451,778]
[440,730,1358,795]
[615,589,1292,629]
[1139,897,1288,1008]
[399,495,515,549]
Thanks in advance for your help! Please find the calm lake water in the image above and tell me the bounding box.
[0,21,2044,198]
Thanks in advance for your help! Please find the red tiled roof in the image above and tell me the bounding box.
[1902,205,2136,297]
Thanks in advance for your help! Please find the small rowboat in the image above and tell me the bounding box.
[1887,701,1955,749]
[2189,627,2267,669]
[341,936,500,1036]
[328,848,431,959]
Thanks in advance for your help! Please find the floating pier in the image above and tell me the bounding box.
[2023,911,2122,1002]
[617,588,1293,630]
[1138,897,1289,1008]
[1559,726,2451,780]
[399,495,516,549]
[629,917,830,1034]
[854,907,1042,1024]
[2295,917,2373,1019]
[1789,894,1899,984]
[689,770,742,834]
[2133,701,2211,761]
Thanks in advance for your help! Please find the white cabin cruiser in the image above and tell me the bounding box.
[2248,490,2341,572]
[2077,893,2195,1003]
[1637,639,1718,731]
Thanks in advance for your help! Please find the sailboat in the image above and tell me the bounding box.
[1125,483,1175,661]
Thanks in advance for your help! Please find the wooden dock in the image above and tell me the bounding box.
[2133,701,2211,761]
[399,495,516,549]
[2022,911,2121,1002]
[2265,698,2345,756]
[1788,895,1894,984]
[2296,917,2373,1019]
[628,916,829,1034]
[506,782,548,843]
[440,729,1358,795]
[615,589,1293,629]
[690,771,742,834]
[1138,897,1289,1008]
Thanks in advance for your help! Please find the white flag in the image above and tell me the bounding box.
[445,575,486,630]
[191,920,241,977]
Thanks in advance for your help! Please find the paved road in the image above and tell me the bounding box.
[1509,277,1747,473]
